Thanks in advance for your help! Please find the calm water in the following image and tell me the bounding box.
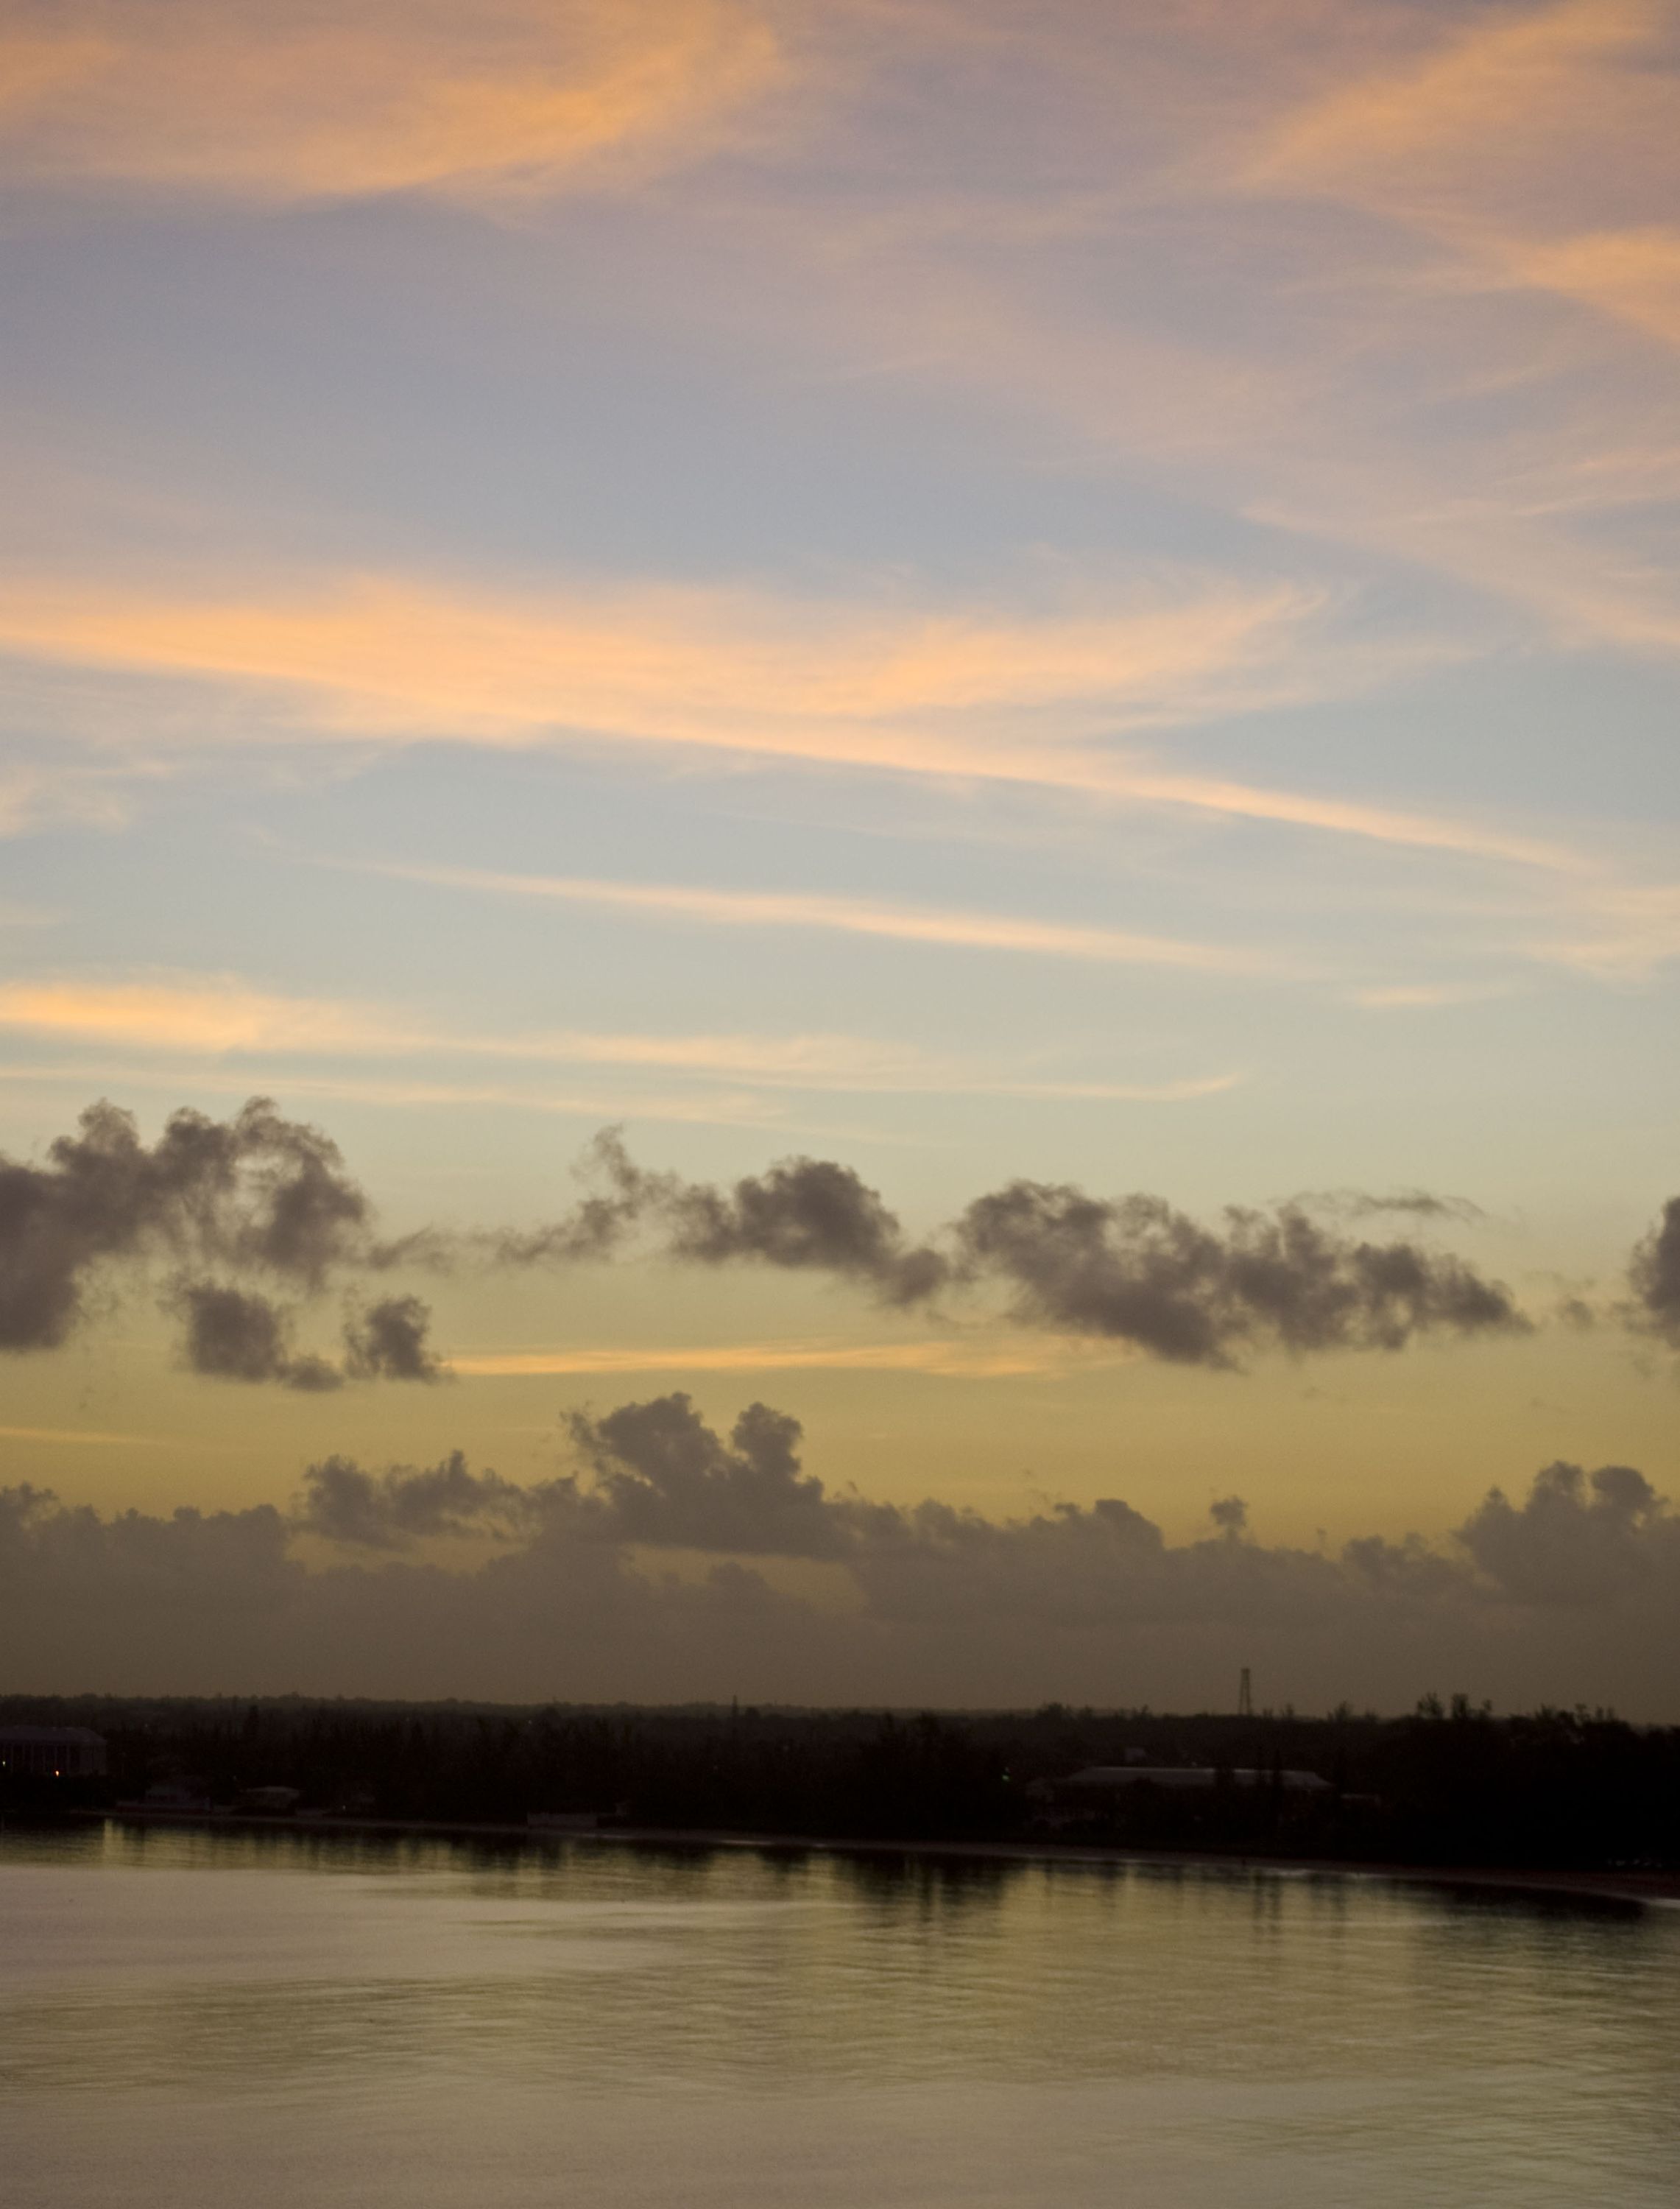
[2,1824,1676,2208]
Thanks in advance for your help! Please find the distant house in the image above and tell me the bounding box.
[0,1726,107,1779]
[529,1804,630,1832]
[117,1780,216,1815]
[235,1786,303,1816]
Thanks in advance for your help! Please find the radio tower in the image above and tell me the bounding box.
[1238,1666,1253,1718]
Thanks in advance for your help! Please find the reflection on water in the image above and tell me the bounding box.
[2,1823,1676,2208]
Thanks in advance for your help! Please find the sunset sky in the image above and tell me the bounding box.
[3,0,1679,1708]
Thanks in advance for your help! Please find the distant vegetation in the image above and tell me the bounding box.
[4,1695,1676,1875]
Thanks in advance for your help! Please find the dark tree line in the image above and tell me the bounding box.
[3,1693,1676,1873]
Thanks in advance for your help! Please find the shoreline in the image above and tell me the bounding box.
[57,1807,1680,1911]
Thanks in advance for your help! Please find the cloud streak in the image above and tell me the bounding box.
[1626,1195,1680,1350]
[0,1061,801,1130]
[370,865,1300,976]
[0,974,1246,1095]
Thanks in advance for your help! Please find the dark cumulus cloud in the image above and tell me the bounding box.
[496,1130,946,1303]
[15,1101,1670,1379]
[950,1182,1525,1365]
[491,1129,662,1264]
[661,1160,948,1306]
[295,1395,842,1557]
[1627,1196,1680,1347]
[1455,1461,1666,1607]
[565,1393,849,1555]
[0,1097,448,1386]
[177,1283,342,1392]
[296,1450,528,1549]
[344,1295,450,1383]
[178,1285,448,1392]
[0,1096,372,1352]
[501,1132,1526,1367]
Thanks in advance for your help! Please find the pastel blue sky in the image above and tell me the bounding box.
[1,1,1679,1704]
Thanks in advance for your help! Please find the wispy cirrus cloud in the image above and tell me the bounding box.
[0,975,1243,1103]
[1218,0,1680,647]
[0,1060,801,1129]
[1250,0,1677,267]
[362,864,1300,976]
[0,978,391,1056]
[1252,1,1655,180]
[696,4,1680,671]
[1508,225,1680,354]
[0,564,1561,866]
[0,562,1355,737]
[0,0,787,205]
[384,853,1680,994]
[1349,981,1529,1011]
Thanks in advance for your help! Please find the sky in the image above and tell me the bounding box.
[2,0,1679,1711]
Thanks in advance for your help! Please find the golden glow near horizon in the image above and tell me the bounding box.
[1,0,1679,1703]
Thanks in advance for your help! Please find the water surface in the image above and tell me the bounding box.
[3,1823,1675,2207]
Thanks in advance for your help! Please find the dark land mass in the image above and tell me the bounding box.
[4,1695,1677,1895]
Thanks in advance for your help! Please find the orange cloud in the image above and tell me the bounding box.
[1252,0,1680,339]
[0,568,1327,738]
[1253,0,1665,204]
[1350,982,1524,1010]
[782,5,1671,670]
[3,4,1667,898]
[1509,228,1680,353]
[0,974,1244,1100]
[0,564,1572,867]
[0,978,387,1054]
[0,0,786,202]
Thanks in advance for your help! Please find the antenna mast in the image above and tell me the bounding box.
[1238,1666,1253,1718]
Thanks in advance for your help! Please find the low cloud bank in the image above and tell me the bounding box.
[5,1396,1677,1714]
